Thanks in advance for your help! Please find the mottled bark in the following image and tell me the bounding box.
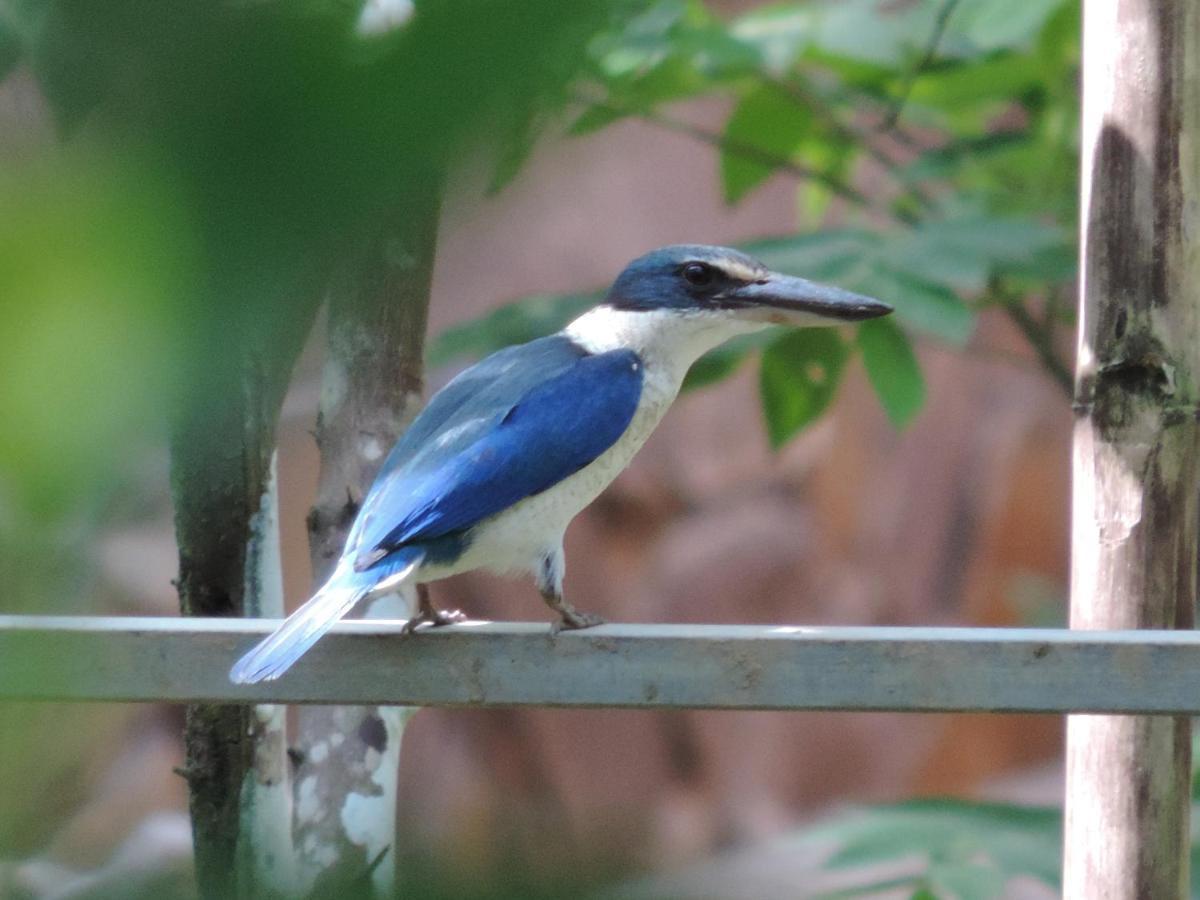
[1064,1,1200,897]
[293,186,440,896]
[171,308,318,898]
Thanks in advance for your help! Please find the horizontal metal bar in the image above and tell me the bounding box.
[1,615,1198,712]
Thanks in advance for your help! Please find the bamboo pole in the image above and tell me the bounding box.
[1064,1,1200,896]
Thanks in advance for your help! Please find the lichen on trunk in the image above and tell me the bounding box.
[172,314,317,898]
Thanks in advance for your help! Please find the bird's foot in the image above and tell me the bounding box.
[540,587,605,635]
[401,607,467,635]
[550,609,605,635]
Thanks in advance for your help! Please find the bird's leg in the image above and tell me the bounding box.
[401,583,467,635]
[536,547,604,634]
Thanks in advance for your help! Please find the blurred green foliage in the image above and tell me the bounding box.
[805,797,1061,899]
[431,0,1081,445]
[803,728,1200,900]
[0,0,633,526]
[0,151,187,520]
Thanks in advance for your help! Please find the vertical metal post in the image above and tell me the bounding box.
[1064,1,1200,896]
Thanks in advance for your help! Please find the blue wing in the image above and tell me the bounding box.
[348,336,643,569]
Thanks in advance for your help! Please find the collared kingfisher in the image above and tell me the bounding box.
[231,244,891,683]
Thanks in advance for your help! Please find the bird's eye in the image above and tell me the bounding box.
[682,262,714,287]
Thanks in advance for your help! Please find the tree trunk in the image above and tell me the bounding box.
[292,186,440,896]
[1063,1,1200,896]
[171,317,317,897]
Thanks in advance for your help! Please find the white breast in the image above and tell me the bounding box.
[438,356,678,577]
[418,305,764,580]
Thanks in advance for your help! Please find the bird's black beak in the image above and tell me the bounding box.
[723,272,892,326]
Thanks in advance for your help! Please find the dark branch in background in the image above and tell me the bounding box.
[879,0,962,132]
[639,105,875,209]
[762,75,940,213]
[1045,285,1072,325]
[1000,294,1073,396]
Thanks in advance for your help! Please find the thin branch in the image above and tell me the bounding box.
[636,104,875,209]
[761,76,939,212]
[1044,284,1074,325]
[967,344,1063,381]
[879,0,962,132]
[1003,299,1072,396]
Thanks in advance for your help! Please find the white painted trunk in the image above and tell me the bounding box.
[291,193,439,896]
[237,455,296,896]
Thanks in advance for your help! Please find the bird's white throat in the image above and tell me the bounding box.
[564,305,764,381]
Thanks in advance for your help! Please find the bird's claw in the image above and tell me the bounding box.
[550,610,605,635]
[401,607,467,635]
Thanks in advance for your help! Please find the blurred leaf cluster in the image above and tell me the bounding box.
[431,0,1081,445]
[803,728,1200,899]
[804,798,1060,899]
[0,0,1082,523]
[0,0,633,539]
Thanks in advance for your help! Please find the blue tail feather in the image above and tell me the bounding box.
[229,550,423,684]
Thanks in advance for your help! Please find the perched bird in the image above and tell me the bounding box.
[230,244,891,683]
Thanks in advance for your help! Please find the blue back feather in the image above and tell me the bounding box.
[349,336,643,568]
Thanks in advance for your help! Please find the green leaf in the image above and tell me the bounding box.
[929,860,1007,900]
[583,0,746,117]
[758,328,848,447]
[568,102,627,136]
[884,215,1071,294]
[683,330,776,392]
[748,230,977,345]
[0,11,22,82]
[614,54,712,106]
[792,131,854,225]
[721,85,814,204]
[852,268,975,346]
[589,0,691,79]
[669,22,763,75]
[728,3,817,73]
[908,54,1046,113]
[857,318,924,429]
[810,0,1067,66]
[809,798,1061,891]
[15,1,107,133]
[747,229,882,282]
[487,103,545,195]
[899,132,1031,184]
[950,0,1068,54]
[812,0,943,67]
[811,874,924,900]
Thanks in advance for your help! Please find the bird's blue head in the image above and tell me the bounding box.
[605,244,891,326]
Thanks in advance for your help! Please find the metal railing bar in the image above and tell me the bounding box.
[0,615,1193,712]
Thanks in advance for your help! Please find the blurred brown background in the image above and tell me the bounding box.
[0,49,1069,894]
